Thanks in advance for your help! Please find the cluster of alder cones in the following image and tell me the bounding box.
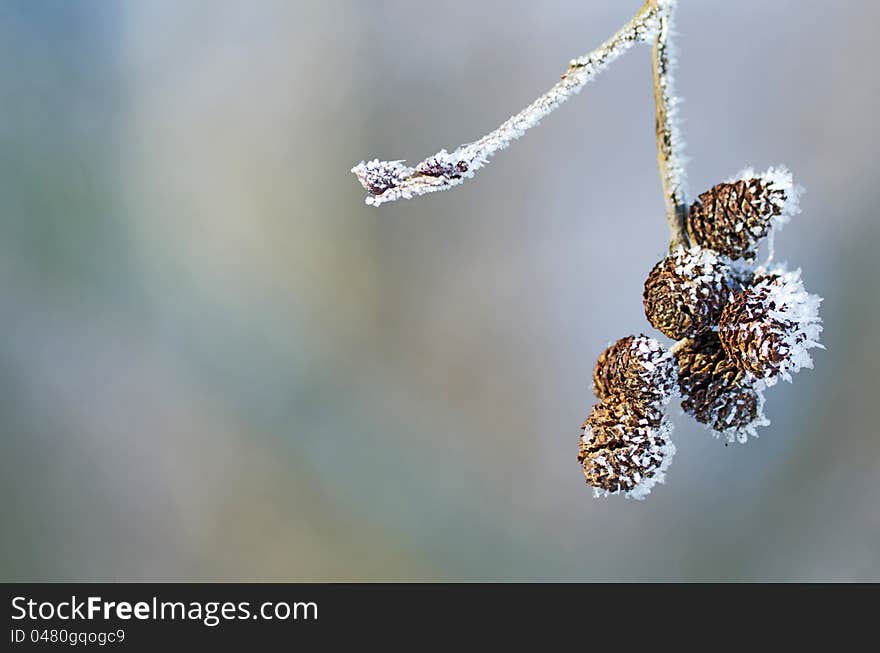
[578,167,823,499]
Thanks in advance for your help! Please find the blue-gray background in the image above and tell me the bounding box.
[2,0,877,581]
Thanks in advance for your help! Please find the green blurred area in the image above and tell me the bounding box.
[1,1,878,581]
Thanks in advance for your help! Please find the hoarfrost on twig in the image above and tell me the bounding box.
[651,0,688,248]
[352,1,669,207]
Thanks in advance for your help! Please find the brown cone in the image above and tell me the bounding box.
[674,332,760,432]
[718,283,790,379]
[578,397,673,497]
[719,268,823,385]
[592,335,677,407]
[643,247,733,340]
[686,178,785,260]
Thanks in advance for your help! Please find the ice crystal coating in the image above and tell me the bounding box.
[578,396,675,500]
[593,335,677,408]
[719,267,823,386]
[674,332,769,443]
[643,246,736,340]
[351,159,412,198]
[652,0,688,225]
[686,166,802,260]
[351,3,666,206]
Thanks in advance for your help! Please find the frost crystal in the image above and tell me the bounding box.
[687,166,802,260]
[593,335,678,409]
[351,159,412,198]
[578,397,676,500]
[713,385,770,444]
[643,245,736,340]
[652,0,688,215]
[719,266,823,386]
[730,165,803,229]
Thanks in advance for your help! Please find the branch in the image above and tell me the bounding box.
[650,0,689,249]
[351,1,662,207]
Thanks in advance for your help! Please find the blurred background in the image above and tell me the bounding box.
[1,0,878,581]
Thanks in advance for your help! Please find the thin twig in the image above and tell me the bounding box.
[352,1,662,206]
[650,0,689,249]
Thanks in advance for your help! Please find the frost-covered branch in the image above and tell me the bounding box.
[651,1,688,248]
[351,1,663,207]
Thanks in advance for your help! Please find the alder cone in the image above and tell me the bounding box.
[719,289,787,378]
[674,332,760,432]
[687,178,785,260]
[592,335,677,407]
[578,397,674,499]
[643,247,733,340]
[719,268,823,383]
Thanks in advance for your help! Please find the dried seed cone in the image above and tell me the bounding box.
[674,332,768,442]
[578,396,675,500]
[719,267,823,386]
[592,335,677,407]
[686,167,800,260]
[643,246,734,340]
